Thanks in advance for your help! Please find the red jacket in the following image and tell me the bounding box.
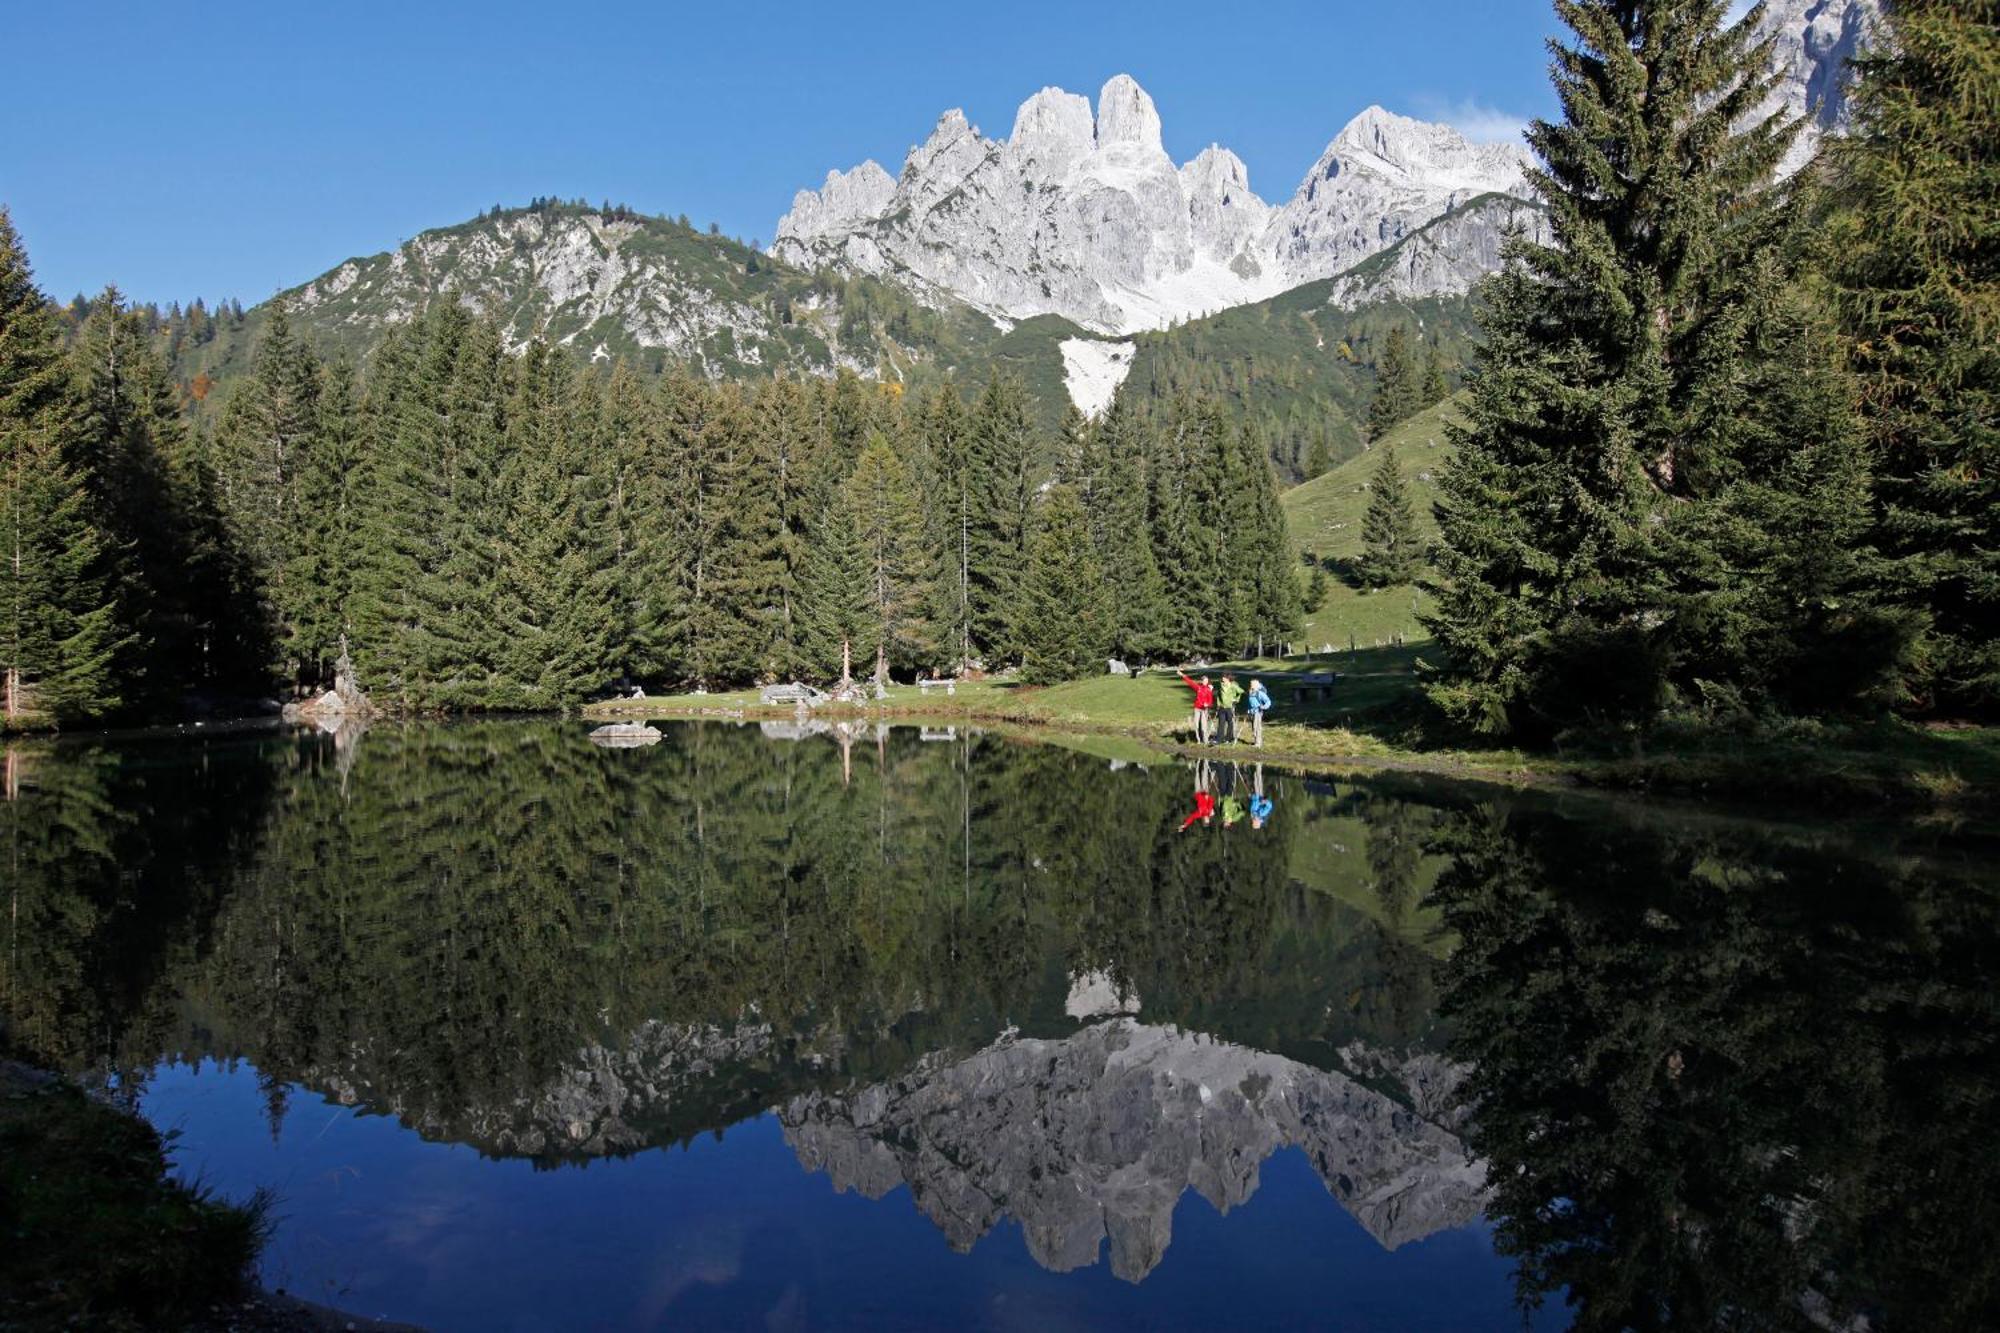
[1179,673,1215,709]
[1179,791,1217,831]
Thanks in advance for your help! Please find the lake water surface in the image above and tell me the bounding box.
[4,720,1996,1330]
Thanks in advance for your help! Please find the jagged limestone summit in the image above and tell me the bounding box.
[773,75,1534,336]
[174,0,1877,423]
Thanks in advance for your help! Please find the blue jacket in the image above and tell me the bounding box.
[1249,794,1274,821]
[1246,684,1272,714]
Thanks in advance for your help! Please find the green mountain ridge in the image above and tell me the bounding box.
[104,197,1498,474]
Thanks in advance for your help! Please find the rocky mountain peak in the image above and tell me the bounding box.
[1095,73,1166,155]
[1759,0,1881,175]
[1315,104,1530,195]
[771,75,1536,334]
[768,0,1879,342]
[779,161,897,246]
[1009,86,1096,175]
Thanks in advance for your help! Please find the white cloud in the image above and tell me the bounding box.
[1408,95,1531,145]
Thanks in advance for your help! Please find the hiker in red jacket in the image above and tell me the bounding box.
[1179,758,1217,831]
[1178,671,1215,744]
[1179,788,1217,832]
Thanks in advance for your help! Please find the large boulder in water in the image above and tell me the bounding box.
[589,722,662,748]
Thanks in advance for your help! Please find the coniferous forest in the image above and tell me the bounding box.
[0,251,1301,720]
[2,0,1994,740]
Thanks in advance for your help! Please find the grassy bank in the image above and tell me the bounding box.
[0,1062,269,1330]
[585,644,2000,816]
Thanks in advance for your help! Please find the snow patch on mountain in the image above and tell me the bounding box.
[1060,338,1136,418]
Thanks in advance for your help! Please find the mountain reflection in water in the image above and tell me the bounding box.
[2,719,1995,1330]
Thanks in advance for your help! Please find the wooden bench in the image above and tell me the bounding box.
[1289,672,1341,703]
[916,677,957,696]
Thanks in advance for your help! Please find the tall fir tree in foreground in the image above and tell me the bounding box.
[1230,419,1304,654]
[1020,485,1109,684]
[0,212,123,722]
[1358,443,1421,588]
[1828,0,2000,718]
[1426,0,1908,736]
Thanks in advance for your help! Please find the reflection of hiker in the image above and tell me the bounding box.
[1220,774,1245,828]
[1245,678,1272,747]
[1178,671,1216,744]
[1249,762,1273,829]
[1179,758,1217,831]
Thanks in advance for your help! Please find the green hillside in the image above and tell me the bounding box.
[101,199,1486,462]
[1282,397,1460,649]
[109,201,1108,434]
[1115,200,1501,483]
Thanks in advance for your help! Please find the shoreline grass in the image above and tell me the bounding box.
[583,647,2000,818]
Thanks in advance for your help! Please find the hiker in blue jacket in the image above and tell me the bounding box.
[1249,763,1273,829]
[1245,678,1272,747]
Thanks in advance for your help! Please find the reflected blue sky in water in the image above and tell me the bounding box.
[145,1058,1552,1332]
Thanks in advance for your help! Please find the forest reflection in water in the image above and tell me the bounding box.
[2,718,1996,1330]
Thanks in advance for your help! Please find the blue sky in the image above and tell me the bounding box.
[3,1,1563,306]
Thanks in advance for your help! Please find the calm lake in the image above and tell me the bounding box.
[4,719,1996,1331]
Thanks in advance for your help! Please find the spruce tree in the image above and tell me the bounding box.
[1020,484,1109,684]
[967,374,1037,665]
[1359,443,1421,588]
[761,375,831,680]
[598,364,671,684]
[0,213,124,722]
[165,422,267,698]
[919,385,974,671]
[0,445,125,724]
[797,494,869,684]
[693,385,784,684]
[347,305,502,706]
[1421,341,1449,407]
[838,434,935,682]
[213,306,321,630]
[1828,0,2000,718]
[1092,399,1169,662]
[426,312,511,704]
[1425,0,1907,735]
[281,355,362,688]
[490,341,613,708]
[1365,326,1419,440]
[1305,560,1331,613]
[1226,419,1301,654]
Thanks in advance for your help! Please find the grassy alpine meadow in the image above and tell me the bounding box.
[1283,398,1457,652]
